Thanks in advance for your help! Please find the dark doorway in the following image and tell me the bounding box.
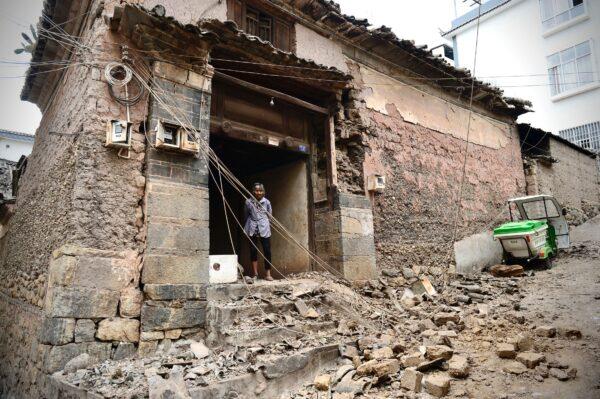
[208,135,311,278]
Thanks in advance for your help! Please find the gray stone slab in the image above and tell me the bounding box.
[146,183,209,221]
[334,193,372,210]
[44,342,111,373]
[141,302,207,331]
[144,284,207,300]
[45,287,119,318]
[74,319,96,343]
[146,222,209,253]
[142,254,209,284]
[40,317,75,345]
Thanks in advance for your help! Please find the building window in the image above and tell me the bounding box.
[245,8,272,42]
[539,0,586,31]
[559,121,600,153]
[547,40,594,96]
[228,0,291,51]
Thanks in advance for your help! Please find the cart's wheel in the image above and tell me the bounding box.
[541,257,553,270]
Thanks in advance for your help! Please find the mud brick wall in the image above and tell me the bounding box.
[139,63,212,351]
[334,63,526,276]
[525,139,600,222]
[0,293,44,397]
[0,2,149,394]
[361,108,525,275]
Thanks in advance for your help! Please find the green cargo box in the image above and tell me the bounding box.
[493,220,553,260]
[493,220,546,236]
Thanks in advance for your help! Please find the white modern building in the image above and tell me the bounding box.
[443,0,600,153]
[0,129,34,163]
[0,129,34,198]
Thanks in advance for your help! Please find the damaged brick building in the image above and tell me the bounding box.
[0,0,531,396]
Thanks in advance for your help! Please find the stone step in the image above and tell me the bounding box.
[206,279,320,302]
[210,321,337,347]
[207,298,323,328]
[189,343,340,398]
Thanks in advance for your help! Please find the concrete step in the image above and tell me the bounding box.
[211,321,337,347]
[206,279,320,302]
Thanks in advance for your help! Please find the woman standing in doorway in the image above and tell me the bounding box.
[244,183,273,281]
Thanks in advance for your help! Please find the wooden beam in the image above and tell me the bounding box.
[214,71,329,115]
[210,119,311,154]
[326,115,338,188]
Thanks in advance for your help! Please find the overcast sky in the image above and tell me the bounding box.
[0,0,472,135]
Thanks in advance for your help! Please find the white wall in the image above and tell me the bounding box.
[450,0,600,134]
[0,138,33,162]
[141,0,227,24]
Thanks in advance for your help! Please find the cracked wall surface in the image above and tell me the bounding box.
[339,63,526,276]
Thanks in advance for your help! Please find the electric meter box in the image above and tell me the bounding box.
[180,131,200,154]
[209,255,239,284]
[106,120,132,148]
[367,174,386,193]
[155,120,181,150]
[156,120,200,155]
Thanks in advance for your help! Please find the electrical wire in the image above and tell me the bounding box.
[447,1,483,262]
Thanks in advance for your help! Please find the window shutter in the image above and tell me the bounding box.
[227,0,244,28]
[273,19,292,52]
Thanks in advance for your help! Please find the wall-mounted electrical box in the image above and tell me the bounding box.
[180,131,200,154]
[367,174,386,193]
[105,120,132,148]
[155,120,200,155]
[156,120,181,150]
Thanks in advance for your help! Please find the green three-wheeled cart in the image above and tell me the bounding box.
[493,195,571,269]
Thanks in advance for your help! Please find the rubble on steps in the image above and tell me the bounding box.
[53,267,580,398]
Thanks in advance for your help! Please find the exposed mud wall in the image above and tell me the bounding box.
[0,293,44,397]
[347,63,525,275]
[543,140,599,212]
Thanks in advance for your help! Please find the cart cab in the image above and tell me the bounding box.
[507,194,570,249]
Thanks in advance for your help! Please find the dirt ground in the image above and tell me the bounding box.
[454,218,600,399]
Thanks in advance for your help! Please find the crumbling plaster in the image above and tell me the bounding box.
[294,23,349,73]
[141,0,227,23]
[363,106,525,273]
[356,64,511,150]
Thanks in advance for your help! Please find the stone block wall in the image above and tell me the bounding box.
[0,4,149,394]
[314,192,378,280]
[139,63,213,349]
[0,292,44,397]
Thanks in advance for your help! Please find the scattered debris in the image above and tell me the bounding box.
[489,264,524,277]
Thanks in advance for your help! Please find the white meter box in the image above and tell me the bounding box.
[367,174,386,193]
[155,120,181,150]
[155,120,199,155]
[106,120,132,148]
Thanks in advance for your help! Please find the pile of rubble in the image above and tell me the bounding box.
[563,242,600,259]
[53,265,582,398]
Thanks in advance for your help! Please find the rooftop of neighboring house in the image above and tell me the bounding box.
[444,0,513,37]
[0,129,35,143]
[519,123,597,159]
[21,0,531,118]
